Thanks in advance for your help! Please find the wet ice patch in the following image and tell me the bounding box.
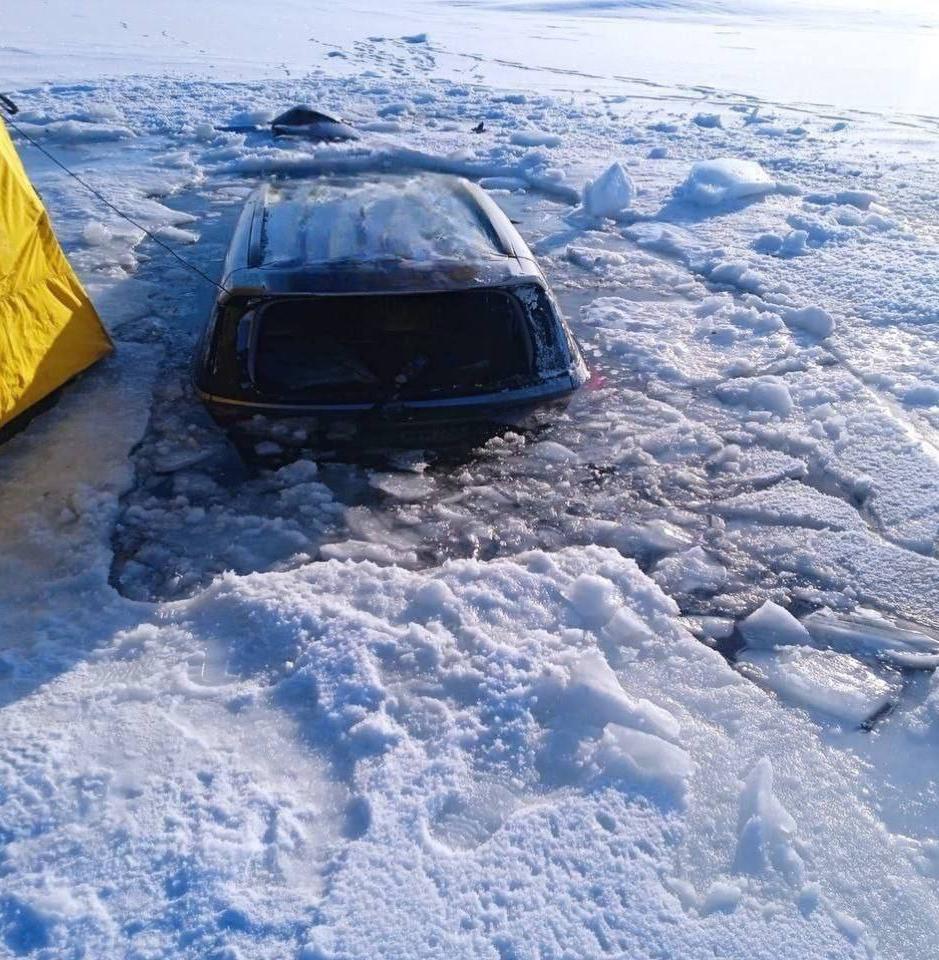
[369,471,435,502]
[802,607,939,669]
[111,420,346,601]
[531,440,579,463]
[738,646,900,725]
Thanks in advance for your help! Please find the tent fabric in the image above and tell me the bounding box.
[0,117,112,430]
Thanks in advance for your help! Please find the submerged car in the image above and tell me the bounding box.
[193,173,588,453]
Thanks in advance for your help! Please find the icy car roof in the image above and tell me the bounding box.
[220,173,544,296]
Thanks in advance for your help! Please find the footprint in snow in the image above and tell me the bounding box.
[427,782,519,852]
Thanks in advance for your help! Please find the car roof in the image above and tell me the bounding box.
[219,173,544,297]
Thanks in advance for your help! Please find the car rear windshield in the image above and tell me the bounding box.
[252,290,536,403]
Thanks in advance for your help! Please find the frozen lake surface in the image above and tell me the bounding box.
[5,0,939,113]
[3,3,939,958]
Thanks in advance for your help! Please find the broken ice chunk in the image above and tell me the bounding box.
[682,615,735,646]
[550,651,681,741]
[510,129,562,148]
[692,112,723,129]
[631,519,694,554]
[582,162,635,219]
[801,607,939,669]
[369,471,435,501]
[740,600,811,649]
[652,546,727,596]
[734,758,804,884]
[594,724,693,798]
[737,646,900,725]
[676,158,777,207]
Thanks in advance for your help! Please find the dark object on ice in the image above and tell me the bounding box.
[193,173,587,454]
[271,106,358,142]
[472,121,485,134]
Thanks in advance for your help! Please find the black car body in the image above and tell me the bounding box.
[193,173,587,452]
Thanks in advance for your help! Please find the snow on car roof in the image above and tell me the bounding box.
[257,174,511,267]
[220,173,542,295]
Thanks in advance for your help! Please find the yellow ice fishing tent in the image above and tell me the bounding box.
[0,115,112,431]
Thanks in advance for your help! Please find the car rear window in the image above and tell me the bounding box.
[252,290,535,403]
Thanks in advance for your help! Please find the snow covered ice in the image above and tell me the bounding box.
[4,0,939,958]
[675,158,780,208]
